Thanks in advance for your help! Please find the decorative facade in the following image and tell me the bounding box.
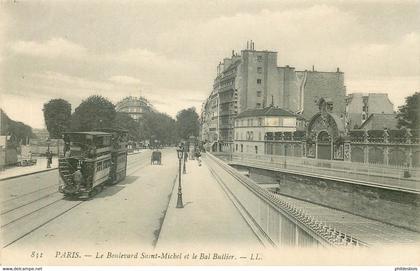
[261,99,420,168]
[201,41,346,152]
[115,96,156,121]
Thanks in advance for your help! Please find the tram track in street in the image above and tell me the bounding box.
[1,151,149,214]
[1,150,156,248]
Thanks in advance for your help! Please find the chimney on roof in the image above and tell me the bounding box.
[247,41,249,50]
[232,50,234,57]
[337,67,340,72]
[312,65,315,72]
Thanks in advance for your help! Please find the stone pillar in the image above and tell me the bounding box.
[384,146,389,166]
[384,129,389,165]
[408,147,413,168]
[330,135,333,160]
[406,129,413,168]
[344,140,351,162]
[363,130,369,164]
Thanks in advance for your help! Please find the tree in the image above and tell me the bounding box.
[71,95,116,131]
[0,109,35,146]
[43,99,72,139]
[176,107,200,140]
[397,92,420,129]
[113,112,142,141]
[142,111,178,145]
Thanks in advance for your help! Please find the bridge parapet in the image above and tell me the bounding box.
[206,153,367,247]
[228,153,420,192]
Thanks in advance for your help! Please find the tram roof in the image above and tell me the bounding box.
[64,131,111,136]
[97,128,129,133]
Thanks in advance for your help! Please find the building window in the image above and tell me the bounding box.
[236,144,238,151]
[255,146,258,154]
[241,144,243,152]
[258,118,263,126]
[257,67,262,74]
[256,103,261,108]
[257,91,262,97]
[257,55,262,62]
[257,79,262,84]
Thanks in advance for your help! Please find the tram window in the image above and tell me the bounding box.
[103,137,111,146]
[94,137,103,148]
[96,161,103,171]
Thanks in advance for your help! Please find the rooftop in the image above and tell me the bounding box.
[64,131,111,136]
[360,113,398,130]
[236,106,297,118]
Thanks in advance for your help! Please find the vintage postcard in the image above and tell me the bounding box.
[0,0,419,270]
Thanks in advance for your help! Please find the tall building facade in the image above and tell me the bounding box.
[346,93,394,129]
[200,90,219,151]
[201,42,347,152]
[115,96,156,121]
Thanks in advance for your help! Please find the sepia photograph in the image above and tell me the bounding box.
[0,0,419,270]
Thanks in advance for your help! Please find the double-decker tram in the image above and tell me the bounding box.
[98,128,128,184]
[59,131,127,198]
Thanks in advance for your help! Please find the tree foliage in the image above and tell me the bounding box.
[397,92,420,129]
[71,95,116,131]
[43,99,72,139]
[175,107,200,140]
[141,111,178,145]
[1,109,35,145]
[113,112,142,141]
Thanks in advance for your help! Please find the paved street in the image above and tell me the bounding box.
[1,149,177,250]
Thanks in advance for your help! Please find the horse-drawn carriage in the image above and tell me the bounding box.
[151,150,162,165]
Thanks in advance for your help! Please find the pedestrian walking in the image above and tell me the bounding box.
[195,150,202,167]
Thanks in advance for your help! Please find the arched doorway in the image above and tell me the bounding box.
[317,131,332,160]
[306,98,346,161]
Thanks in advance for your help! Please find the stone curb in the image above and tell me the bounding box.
[0,167,58,181]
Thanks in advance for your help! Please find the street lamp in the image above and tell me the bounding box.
[46,137,51,168]
[183,145,187,174]
[176,146,184,208]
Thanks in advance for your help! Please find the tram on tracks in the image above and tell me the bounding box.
[58,129,128,198]
[98,128,128,184]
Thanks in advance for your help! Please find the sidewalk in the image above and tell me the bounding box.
[0,157,58,181]
[156,156,261,250]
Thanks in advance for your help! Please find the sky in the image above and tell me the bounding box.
[0,0,419,129]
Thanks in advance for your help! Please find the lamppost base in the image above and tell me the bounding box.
[176,192,184,208]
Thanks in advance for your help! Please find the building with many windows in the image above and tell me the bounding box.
[200,90,219,151]
[201,41,346,152]
[115,96,156,121]
[233,105,304,155]
[345,93,394,129]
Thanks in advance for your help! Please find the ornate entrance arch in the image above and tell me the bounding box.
[306,98,346,160]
